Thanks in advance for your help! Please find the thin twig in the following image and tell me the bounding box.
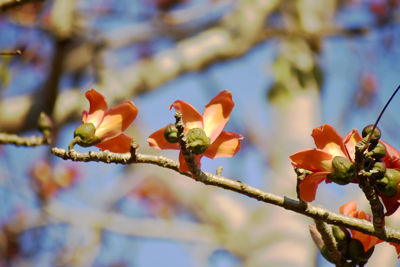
[0,132,49,146]
[0,50,21,56]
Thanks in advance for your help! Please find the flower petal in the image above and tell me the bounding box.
[178,151,202,173]
[95,133,133,153]
[290,149,333,172]
[352,230,381,252]
[106,101,138,132]
[339,201,357,216]
[299,172,329,202]
[170,100,203,130]
[343,129,362,161]
[380,185,400,216]
[311,124,348,158]
[203,131,243,159]
[147,126,180,150]
[203,90,234,143]
[381,140,400,169]
[95,113,124,140]
[84,89,107,127]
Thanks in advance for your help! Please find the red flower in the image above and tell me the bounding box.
[147,90,243,173]
[76,89,138,153]
[289,124,361,202]
[340,201,400,256]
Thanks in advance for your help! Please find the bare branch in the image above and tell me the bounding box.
[0,0,43,12]
[0,132,49,146]
[50,146,400,245]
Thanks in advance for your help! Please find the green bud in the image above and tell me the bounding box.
[186,128,210,154]
[366,142,386,160]
[375,168,400,197]
[73,123,101,147]
[38,112,53,132]
[332,225,347,242]
[362,125,381,142]
[370,162,386,180]
[327,156,355,185]
[163,123,179,143]
[345,238,374,263]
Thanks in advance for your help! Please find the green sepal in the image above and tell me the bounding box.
[369,162,386,180]
[164,123,179,143]
[327,156,355,185]
[366,142,386,160]
[375,168,400,197]
[73,123,101,147]
[362,125,381,143]
[186,128,210,154]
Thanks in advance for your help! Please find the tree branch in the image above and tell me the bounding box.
[0,132,49,146]
[0,0,43,12]
[50,146,400,245]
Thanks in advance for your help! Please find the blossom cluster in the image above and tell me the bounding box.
[71,89,400,262]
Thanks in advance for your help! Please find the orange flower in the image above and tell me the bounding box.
[29,161,79,201]
[289,124,362,202]
[74,89,138,153]
[147,90,243,173]
[340,201,400,256]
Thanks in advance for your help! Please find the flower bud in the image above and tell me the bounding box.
[38,112,53,133]
[366,142,386,160]
[163,123,179,143]
[332,225,349,251]
[327,156,355,185]
[375,168,400,197]
[345,238,374,263]
[186,128,210,154]
[362,125,381,142]
[370,162,386,180]
[73,123,101,147]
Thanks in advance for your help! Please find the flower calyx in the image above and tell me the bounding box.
[73,123,101,147]
[362,124,381,144]
[164,123,179,143]
[375,168,400,197]
[186,128,210,155]
[365,142,386,160]
[327,156,355,185]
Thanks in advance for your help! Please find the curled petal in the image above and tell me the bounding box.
[95,113,123,140]
[178,151,202,173]
[106,101,138,132]
[203,131,242,159]
[84,89,107,127]
[95,133,133,153]
[380,185,400,216]
[339,201,357,216]
[170,100,203,130]
[299,172,329,202]
[352,230,381,252]
[381,140,400,169]
[290,149,333,172]
[311,124,349,158]
[343,129,362,161]
[203,90,234,143]
[147,126,180,150]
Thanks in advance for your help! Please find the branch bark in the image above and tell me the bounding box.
[50,146,400,245]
